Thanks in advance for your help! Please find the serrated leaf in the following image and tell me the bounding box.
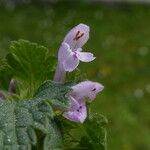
[44,119,62,150]
[62,114,108,150]
[6,40,57,97]
[77,114,108,150]
[0,79,73,150]
[35,80,72,110]
[0,98,61,150]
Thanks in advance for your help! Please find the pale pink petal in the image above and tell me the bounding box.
[63,101,87,123]
[63,23,90,50]
[63,52,79,72]
[58,42,72,63]
[8,79,16,94]
[72,81,104,101]
[76,51,96,62]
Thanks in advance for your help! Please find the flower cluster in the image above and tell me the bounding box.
[54,23,104,123]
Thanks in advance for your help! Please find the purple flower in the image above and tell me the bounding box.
[0,91,5,101]
[63,23,90,50]
[58,42,95,72]
[71,81,104,101]
[8,79,16,94]
[54,23,95,82]
[63,81,104,123]
[63,96,87,123]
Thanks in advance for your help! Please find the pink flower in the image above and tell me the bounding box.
[71,81,104,101]
[0,91,5,101]
[58,42,95,72]
[63,23,90,50]
[63,96,87,123]
[54,23,95,83]
[63,81,104,123]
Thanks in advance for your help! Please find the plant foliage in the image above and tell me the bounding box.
[0,40,107,150]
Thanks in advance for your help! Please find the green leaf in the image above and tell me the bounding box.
[0,79,73,149]
[35,80,72,110]
[62,114,108,150]
[0,98,61,150]
[6,40,56,97]
[77,114,108,150]
[43,119,62,150]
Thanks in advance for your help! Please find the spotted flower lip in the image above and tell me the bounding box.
[59,42,95,72]
[63,23,90,50]
[63,81,104,123]
[63,96,87,123]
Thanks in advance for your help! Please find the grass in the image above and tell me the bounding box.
[0,2,150,150]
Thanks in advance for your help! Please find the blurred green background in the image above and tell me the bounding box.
[0,1,150,150]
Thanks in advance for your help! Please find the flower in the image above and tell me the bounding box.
[8,79,16,94]
[63,23,90,50]
[71,81,104,101]
[63,81,104,123]
[63,96,87,123]
[58,42,95,72]
[0,91,5,100]
[54,23,95,83]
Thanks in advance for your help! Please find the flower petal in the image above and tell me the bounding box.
[8,79,16,94]
[63,52,79,72]
[58,42,71,63]
[76,51,96,62]
[72,81,104,101]
[63,23,90,50]
[63,101,87,123]
[0,91,5,101]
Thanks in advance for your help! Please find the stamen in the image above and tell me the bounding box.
[92,88,96,91]
[74,31,84,41]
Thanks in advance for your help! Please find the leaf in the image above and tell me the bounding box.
[62,114,108,150]
[43,119,62,150]
[77,114,108,150]
[6,40,57,97]
[0,99,50,150]
[35,80,72,110]
[0,58,13,90]
[0,80,72,149]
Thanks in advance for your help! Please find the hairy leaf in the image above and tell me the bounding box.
[35,80,72,110]
[0,80,72,149]
[6,40,56,97]
[77,114,108,150]
[62,114,108,150]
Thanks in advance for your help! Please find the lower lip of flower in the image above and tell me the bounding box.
[73,53,77,60]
